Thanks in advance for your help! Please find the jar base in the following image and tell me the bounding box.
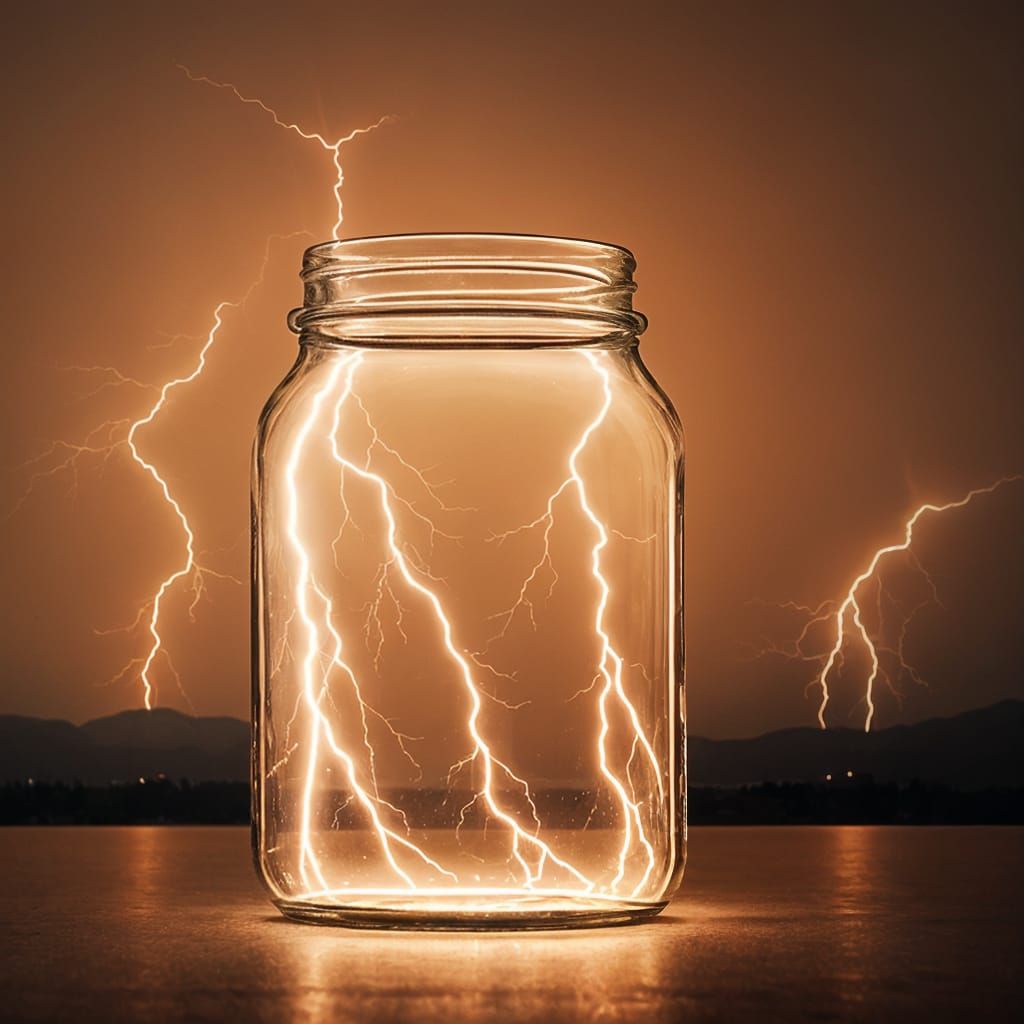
[274,893,669,931]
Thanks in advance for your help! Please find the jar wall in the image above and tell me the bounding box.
[252,339,684,928]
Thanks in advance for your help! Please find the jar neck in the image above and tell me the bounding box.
[297,320,642,351]
[288,233,647,349]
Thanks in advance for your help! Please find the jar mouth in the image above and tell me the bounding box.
[288,233,647,345]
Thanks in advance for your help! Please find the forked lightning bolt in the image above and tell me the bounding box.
[13,235,304,709]
[284,354,456,890]
[178,65,394,240]
[760,476,1021,731]
[479,351,663,893]
[285,350,668,899]
[112,236,305,708]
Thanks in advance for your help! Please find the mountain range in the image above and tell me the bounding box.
[0,700,1020,789]
[688,699,1023,790]
[0,709,249,786]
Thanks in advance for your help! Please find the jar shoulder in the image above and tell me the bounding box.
[254,345,684,460]
[617,349,685,458]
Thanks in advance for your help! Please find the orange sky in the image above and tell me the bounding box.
[1,2,1021,737]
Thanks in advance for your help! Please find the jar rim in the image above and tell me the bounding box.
[301,232,638,270]
[289,232,646,344]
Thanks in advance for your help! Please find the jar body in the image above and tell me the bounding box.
[252,240,684,928]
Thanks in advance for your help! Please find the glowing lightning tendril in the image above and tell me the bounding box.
[478,351,664,893]
[283,348,670,899]
[11,232,313,708]
[759,476,1022,731]
[177,65,394,240]
[118,237,307,708]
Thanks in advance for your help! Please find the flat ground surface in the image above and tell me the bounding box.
[1,826,1021,1022]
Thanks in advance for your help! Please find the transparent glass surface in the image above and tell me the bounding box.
[252,235,685,928]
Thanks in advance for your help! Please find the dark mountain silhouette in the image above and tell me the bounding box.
[689,700,1024,789]
[0,708,249,785]
[0,701,1020,789]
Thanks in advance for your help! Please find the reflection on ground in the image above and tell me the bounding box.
[1,826,1021,1022]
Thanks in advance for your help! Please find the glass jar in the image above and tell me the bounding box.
[252,234,685,929]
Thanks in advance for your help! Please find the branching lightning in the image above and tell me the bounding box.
[474,351,664,894]
[280,348,670,900]
[111,238,302,709]
[177,65,394,240]
[284,354,458,890]
[13,234,308,708]
[757,476,1022,731]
